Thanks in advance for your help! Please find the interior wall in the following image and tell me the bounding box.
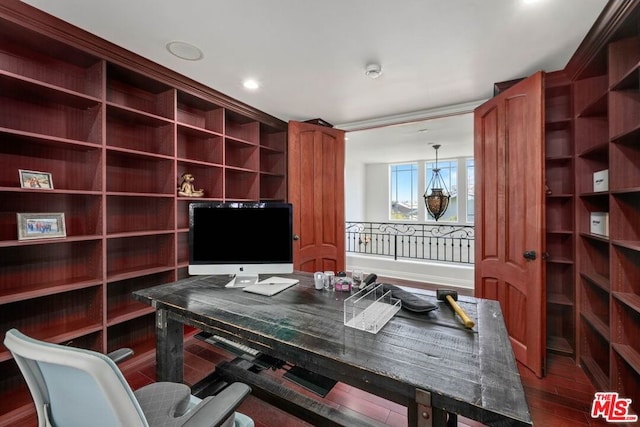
[344,161,366,221]
[347,253,474,289]
[364,164,389,223]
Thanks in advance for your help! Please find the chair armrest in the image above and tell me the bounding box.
[107,348,134,364]
[183,382,252,427]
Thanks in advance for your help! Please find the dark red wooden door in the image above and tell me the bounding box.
[474,72,546,377]
[288,121,345,273]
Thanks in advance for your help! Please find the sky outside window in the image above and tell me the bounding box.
[390,163,417,220]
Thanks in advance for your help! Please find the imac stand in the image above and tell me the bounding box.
[225,274,259,288]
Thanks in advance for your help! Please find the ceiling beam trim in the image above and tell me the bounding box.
[335,99,488,132]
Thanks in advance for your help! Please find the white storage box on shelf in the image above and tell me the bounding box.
[344,284,401,334]
[590,212,609,237]
[593,169,609,192]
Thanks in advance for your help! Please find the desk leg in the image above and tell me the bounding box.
[155,309,183,383]
[413,389,448,427]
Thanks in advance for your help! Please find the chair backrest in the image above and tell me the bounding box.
[4,329,149,427]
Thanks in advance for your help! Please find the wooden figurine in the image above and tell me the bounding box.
[178,173,204,197]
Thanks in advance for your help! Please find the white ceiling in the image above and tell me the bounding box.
[21,0,608,162]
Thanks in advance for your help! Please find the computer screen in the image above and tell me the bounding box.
[188,202,294,287]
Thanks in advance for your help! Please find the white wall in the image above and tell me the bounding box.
[344,160,366,221]
[347,253,474,289]
[364,164,388,222]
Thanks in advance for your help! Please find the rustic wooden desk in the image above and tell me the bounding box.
[133,272,532,427]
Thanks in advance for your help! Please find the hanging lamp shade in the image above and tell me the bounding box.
[423,144,450,221]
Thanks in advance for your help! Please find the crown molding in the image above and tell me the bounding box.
[564,0,640,80]
[335,99,488,132]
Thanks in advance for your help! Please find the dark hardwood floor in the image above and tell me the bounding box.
[121,277,610,427]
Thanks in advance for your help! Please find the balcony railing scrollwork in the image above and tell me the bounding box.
[346,221,475,264]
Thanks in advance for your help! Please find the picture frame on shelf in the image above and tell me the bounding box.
[17,213,66,241]
[19,169,53,189]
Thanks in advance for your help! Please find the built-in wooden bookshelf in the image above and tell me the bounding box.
[607,33,640,415]
[569,3,640,415]
[544,71,576,357]
[574,71,611,390]
[0,3,287,425]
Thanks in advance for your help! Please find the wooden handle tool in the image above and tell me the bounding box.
[437,289,475,329]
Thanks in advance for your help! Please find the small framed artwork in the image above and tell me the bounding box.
[17,213,67,241]
[19,169,53,189]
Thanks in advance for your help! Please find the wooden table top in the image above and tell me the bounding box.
[134,272,532,426]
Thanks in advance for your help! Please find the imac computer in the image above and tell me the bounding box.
[188,202,294,287]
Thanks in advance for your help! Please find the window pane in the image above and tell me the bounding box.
[390,163,417,220]
[466,158,474,223]
[425,160,457,221]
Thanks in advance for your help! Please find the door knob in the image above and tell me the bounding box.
[523,250,537,260]
[293,234,299,240]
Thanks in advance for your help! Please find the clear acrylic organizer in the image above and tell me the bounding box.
[344,284,401,334]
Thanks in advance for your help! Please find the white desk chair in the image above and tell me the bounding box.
[4,328,254,427]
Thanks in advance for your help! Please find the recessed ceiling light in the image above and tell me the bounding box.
[243,79,260,90]
[166,41,203,61]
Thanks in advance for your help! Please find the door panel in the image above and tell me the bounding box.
[288,121,345,273]
[297,129,317,252]
[474,71,546,377]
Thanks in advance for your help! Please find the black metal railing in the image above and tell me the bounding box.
[346,221,475,264]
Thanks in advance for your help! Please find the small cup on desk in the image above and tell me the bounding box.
[314,272,326,290]
[352,270,363,290]
[323,271,335,291]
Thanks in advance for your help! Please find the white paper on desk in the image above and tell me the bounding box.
[256,277,299,285]
[243,277,299,296]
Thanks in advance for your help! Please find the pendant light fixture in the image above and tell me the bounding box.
[423,144,450,221]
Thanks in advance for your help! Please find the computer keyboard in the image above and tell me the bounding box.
[196,331,260,359]
[209,334,260,356]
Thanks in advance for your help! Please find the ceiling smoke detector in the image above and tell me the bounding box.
[365,63,382,79]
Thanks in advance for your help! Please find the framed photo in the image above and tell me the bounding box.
[17,213,67,241]
[19,169,53,189]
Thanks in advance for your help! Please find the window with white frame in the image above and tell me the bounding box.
[466,159,475,223]
[389,163,418,220]
[388,157,474,224]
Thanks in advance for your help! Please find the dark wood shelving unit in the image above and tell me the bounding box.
[572,58,612,391]
[569,2,640,415]
[0,3,287,425]
[544,71,576,357]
